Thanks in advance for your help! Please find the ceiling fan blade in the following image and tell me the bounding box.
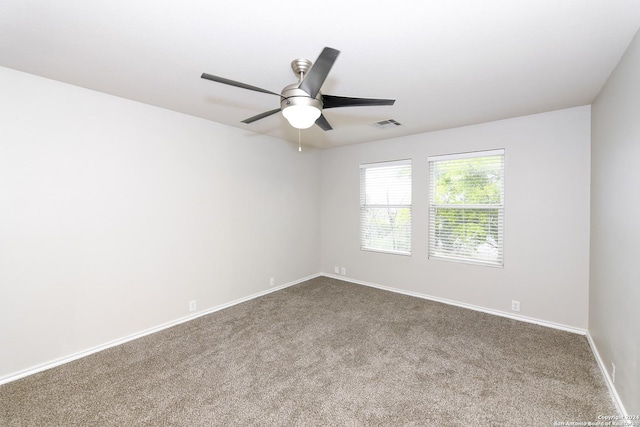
[298,47,340,98]
[315,114,333,131]
[241,108,281,124]
[201,73,279,96]
[242,108,280,124]
[322,95,396,109]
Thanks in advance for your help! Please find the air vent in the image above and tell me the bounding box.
[371,119,402,129]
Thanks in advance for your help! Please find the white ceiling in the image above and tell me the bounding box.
[2,1,640,149]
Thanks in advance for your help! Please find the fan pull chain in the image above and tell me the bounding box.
[298,129,302,152]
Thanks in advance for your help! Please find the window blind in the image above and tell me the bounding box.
[360,160,412,255]
[428,150,504,266]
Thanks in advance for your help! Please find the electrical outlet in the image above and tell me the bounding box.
[334,266,339,274]
[189,300,197,312]
[269,277,275,287]
[511,300,520,312]
[341,267,346,276]
[612,363,616,383]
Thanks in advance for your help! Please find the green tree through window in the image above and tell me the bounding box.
[429,150,504,266]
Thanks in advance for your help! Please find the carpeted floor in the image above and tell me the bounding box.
[1,276,617,426]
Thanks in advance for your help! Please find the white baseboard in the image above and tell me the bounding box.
[586,332,627,417]
[0,273,320,386]
[321,273,587,335]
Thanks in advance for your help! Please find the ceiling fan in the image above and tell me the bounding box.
[201,47,395,131]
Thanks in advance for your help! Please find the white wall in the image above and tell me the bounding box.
[321,106,592,329]
[0,67,321,380]
[590,29,640,415]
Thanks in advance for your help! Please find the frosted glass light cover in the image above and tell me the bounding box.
[282,105,321,129]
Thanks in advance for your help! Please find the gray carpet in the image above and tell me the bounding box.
[1,277,616,426]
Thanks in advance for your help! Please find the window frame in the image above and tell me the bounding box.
[428,149,505,267]
[359,159,412,256]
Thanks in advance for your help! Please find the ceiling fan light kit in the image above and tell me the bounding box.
[280,84,322,129]
[201,47,395,133]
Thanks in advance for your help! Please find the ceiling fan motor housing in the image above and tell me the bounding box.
[280,84,323,110]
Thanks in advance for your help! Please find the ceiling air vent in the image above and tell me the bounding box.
[371,119,402,129]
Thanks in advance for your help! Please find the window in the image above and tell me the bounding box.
[428,150,504,266]
[360,160,412,255]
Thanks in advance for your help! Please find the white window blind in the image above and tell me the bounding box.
[428,150,504,266]
[360,160,412,255]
